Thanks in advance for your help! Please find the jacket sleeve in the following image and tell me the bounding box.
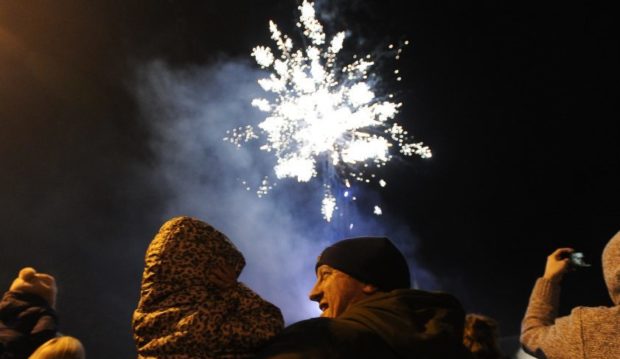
[0,292,58,359]
[520,278,583,358]
[217,283,284,352]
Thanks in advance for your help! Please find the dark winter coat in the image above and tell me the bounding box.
[0,291,58,359]
[256,289,472,359]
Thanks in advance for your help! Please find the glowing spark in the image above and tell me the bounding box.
[257,177,275,198]
[230,0,431,221]
[374,206,383,215]
[322,193,336,222]
[252,46,275,68]
[223,125,258,147]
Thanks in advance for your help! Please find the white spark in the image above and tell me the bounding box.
[223,125,258,146]
[252,98,271,112]
[347,83,374,107]
[342,136,390,164]
[257,177,274,197]
[374,206,383,215]
[330,32,345,54]
[321,193,336,222]
[252,46,275,68]
[229,0,431,221]
[274,156,316,182]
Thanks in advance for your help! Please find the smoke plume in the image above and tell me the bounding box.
[134,58,435,323]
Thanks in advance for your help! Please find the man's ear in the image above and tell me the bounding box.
[361,283,379,295]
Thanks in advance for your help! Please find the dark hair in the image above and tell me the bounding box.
[463,313,504,359]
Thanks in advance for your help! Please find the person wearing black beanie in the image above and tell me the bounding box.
[257,236,472,359]
[316,236,411,291]
[310,236,411,318]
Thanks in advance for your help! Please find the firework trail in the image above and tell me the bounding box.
[225,0,431,222]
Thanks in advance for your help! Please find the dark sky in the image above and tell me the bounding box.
[1,1,618,358]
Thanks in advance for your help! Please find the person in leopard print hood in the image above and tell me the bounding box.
[132,216,284,359]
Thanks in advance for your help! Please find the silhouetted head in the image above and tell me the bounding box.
[29,336,85,359]
[9,267,57,308]
[463,313,503,359]
[309,236,410,318]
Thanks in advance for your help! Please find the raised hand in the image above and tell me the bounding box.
[543,248,574,283]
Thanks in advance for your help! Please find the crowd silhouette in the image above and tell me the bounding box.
[2,218,618,359]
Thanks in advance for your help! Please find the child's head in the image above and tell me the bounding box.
[463,313,503,359]
[9,267,57,308]
[29,336,85,359]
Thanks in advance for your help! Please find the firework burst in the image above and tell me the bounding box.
[224,0,431,222]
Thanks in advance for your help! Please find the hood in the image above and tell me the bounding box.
[339,289,466,358]
[9,267,57,308]
[133,216,284,357]
[137,216,244,309]
[602,231,620,305]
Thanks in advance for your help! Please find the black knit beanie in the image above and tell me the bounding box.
[316,236,411,291]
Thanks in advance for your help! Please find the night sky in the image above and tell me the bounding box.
[1,1,618,358]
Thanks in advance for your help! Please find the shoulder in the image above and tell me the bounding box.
[352,289,466,327]
[374,289,464,308]
[269,317,372,341]
[1,291,53,311]
[569,305,620,321]
[256,318,390,359]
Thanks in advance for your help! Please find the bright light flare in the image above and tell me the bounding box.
[321,193,336,222]
[226,0,431,221]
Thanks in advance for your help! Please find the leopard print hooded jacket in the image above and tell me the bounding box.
[132,216,284,359]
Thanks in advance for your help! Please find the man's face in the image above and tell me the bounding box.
[309,264,369,318]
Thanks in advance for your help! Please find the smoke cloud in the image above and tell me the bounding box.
[134,58,436,323]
